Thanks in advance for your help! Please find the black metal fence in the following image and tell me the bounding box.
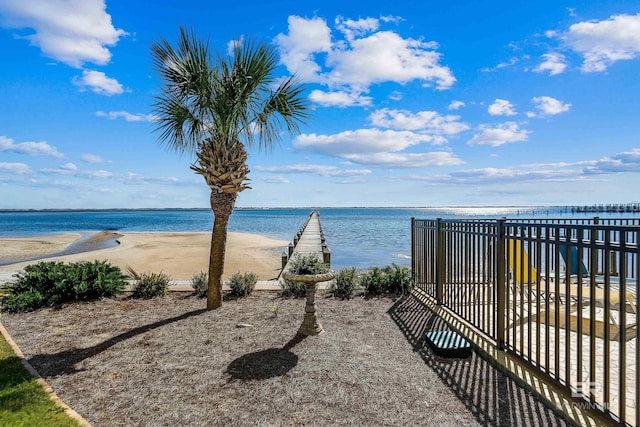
[412,217,640,426]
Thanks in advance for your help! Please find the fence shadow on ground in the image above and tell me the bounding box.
[388,294,576,427]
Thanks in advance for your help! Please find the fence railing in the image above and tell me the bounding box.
[412,217,640,426]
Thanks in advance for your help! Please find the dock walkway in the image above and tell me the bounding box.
[280,211,328,275]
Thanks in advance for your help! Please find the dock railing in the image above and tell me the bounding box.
[412,217,640,426]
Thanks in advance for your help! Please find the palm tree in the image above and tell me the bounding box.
[151,27,310,310]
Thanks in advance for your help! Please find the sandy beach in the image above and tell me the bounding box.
[0,231,288,283]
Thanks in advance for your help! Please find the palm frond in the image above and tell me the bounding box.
[151,27,311,163]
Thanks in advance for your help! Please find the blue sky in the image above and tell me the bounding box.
[1,0,640,209]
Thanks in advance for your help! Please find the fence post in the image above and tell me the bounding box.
[436,218,444,305]
[496,218,507,350]
[411,217,416,286]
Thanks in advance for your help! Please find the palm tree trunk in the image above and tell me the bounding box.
[207,190,237,310]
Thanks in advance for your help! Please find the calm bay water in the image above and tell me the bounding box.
[0,207,635,269]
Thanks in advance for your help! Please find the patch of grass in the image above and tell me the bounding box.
[0,332,81,426]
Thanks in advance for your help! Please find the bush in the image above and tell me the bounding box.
[2,260,127,313]
[191,271,208,298]
[280,279,307,298]
[1,291,44,313]
[384,264,412,294]
[128,268,171,299]
[228,272,258,297]
[331,267,359,298]
[286,254,330,275]
[361,267,388,296]
[281,254,330,298]
[361,264,412,296]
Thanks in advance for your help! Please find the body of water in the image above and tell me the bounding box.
[0,207,636,269]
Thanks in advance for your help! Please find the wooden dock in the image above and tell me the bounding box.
[280,211,330,277]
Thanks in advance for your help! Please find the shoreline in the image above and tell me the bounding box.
[0,231,288,283]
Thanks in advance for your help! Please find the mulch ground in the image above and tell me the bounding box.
[1,292,573,426]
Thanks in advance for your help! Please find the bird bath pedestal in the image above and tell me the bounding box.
[282,271,334,336]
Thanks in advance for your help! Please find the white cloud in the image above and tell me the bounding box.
[388,91,402,101]
[328,30,455,90]
[529,96,571,116]
[0,0,126,68]
[344,151,463,168]
[227,36,243,56]
[275,15,455,92]
[468,122,530,147]
[335,16,379,40]
[481,57,518,72]
[584,148,640,174]
[534,53,567,75]
[81,153,106,163]
[0,135,63,158]
[410,148,640,186]
[295,129,435,157]
[73,70,124,95]
[88,170,114,179]
[40,165,78,175]
[368,108,469,137]
[264,176,290,184]
[255,164,371,177]
[380,15,404,24]
[294,128,464,168]
[448,167,578,183]
[95,110,156,122]
[448,100,465,110]
[308,90,372,107]
[274,15,332,82]
[0,162,31,174]
[488,99,517,116]
[561,13,640,72]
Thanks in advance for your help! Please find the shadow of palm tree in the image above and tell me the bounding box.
[28,308,207,376]
[388,294,576,427]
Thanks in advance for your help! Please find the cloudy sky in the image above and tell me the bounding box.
[1,0,639,209]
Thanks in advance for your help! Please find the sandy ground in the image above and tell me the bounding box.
[0,292,571,426]
[0,233,81,262]
[0,231,287,282]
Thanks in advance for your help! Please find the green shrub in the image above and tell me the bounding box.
[361,264,413,296]
[228,272,258,297]
[361,267,388,296]
[1,260,127,313]
[286,254,330,275]
[66,260,129,300]
[1,291,44,313]
[191,271,208,298]
[128,268,171,299]
[280,279,307,297]
[384,264,412,294]
[281,254,330,298]
[331,267,359,298]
